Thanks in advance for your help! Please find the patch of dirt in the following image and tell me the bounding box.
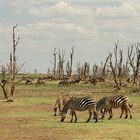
[0,102,76,140]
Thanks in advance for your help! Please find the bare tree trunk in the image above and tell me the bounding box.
[0,25,23,101]
[83,62,90,81]
[0,73,8,100]
[128,43,140,85]
[76,62,82,79]
[109,53,120,89]
[58,50,65,79]
[10,24,20,96]
[66,61,70,77]
[101,55,110,77]
[108,42,123,90]
[66,46,74,77]
[0,65,9,100]
[69,46,74,77]
[53,48,57,79]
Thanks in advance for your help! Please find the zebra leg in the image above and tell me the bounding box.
[120,107,124,118]
[125,109,128,119]
[124,104,129,119]
[128,109,132,119]
[108,108,113,120]
[93,108,97,120]
[127,104,132,119]
[93,109,98,123]
[93,112,97,120]
[73,111,77,123]
[70,111,74,123]
[101,108,106,119]
[86,109,92,123]
[58,104,61,115]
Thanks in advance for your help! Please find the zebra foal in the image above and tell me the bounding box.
[61,96,98,123]
[96,95,132,120]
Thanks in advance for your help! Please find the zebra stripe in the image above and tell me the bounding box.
[61,96,97,123]
[96,95,132,119]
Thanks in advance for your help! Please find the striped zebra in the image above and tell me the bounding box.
[53,94,72,116]
[61,96,98,123]
[96,95,132,120]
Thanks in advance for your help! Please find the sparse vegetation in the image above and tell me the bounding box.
[0,25,140,140]
[0,79,139,140]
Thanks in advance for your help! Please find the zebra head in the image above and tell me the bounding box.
[61,112,66,122]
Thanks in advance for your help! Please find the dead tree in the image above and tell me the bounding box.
[58,50,65,79]
[9,25,24,97]
[76,62,82,79]
[0,25,24,101]
[122,59,130,82]
[109,42,123,89]
[52,48,57,79]
[92,64,98,76]
[101,55,110,77]
[0,79,8,99]
[9,24,20,97]
[66,46,74,77]
[128,43,140,85]
[83,62,90,80]
[0,65,8,99]
[66,61,71,77]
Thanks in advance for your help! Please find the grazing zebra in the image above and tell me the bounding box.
[96,95,132,120]
[61,96,98,123]
[53,94,72,116]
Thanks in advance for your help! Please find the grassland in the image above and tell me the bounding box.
[0,80,140,140]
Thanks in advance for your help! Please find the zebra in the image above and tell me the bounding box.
[53,94,72,116]
[96,95,132,120]
[61,96,98,123]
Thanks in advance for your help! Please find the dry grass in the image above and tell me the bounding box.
[0,81,140,140]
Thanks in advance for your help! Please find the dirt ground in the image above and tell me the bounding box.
[0,101,87,140]
[0,83,139,140]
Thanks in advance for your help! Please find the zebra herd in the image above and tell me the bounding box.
[53,94,133,123]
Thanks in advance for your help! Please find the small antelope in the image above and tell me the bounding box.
[53,95,72,116]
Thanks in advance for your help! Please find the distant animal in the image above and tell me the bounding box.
[97,77,105,82]
[84,78,97,85]
[69,78,80,85]
[61,96,98,123]
[25,79,32,85]
[75,79,80,83]
[58,79,69,87]
[53,95,72,116]
[89,78,97,85]
[96,95,132,120]
[36,78,45,87]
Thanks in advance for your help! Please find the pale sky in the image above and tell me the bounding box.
[0,0,140,73]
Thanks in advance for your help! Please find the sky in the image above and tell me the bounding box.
[0,0,140,73]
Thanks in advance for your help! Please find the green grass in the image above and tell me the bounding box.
[0,81,140,140]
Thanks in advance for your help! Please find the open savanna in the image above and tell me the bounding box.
[0,80,140,140]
